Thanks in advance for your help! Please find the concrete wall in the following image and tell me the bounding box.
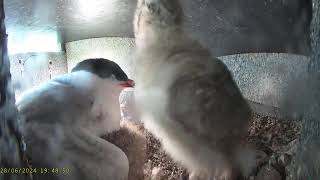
[220,53,310,108]
[10,52,67,96]
[65,37,135,78]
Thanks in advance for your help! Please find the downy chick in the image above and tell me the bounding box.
[134,0,252,179]
[17,58,134,180]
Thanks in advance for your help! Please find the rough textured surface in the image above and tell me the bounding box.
[104,121,146,180]
[144,133,187,180]
[220,53,310,108]
[5,0,311,56]
[290,0,320,179]
[106,114,301,180]
[9,52,67,97]
[65,38,135,78]
[256,166,282,180]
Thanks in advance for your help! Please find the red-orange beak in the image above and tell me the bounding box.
[120,79,135,88]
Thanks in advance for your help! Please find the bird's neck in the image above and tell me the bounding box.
[53,71,123,120]
[135,25,183,51]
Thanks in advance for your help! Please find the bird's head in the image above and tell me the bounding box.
[70,58,135,135]
[71,58,135,91]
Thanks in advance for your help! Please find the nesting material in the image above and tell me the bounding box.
[104,121,147,180]
[105,113,301,180]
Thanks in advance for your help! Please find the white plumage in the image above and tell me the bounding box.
[17,59,132,180]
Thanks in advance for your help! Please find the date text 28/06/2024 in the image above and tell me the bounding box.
[0,167,71,175]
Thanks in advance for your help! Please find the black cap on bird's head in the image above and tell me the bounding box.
[71,58,135,88]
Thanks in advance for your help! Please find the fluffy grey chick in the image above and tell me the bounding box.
[134,0,252,179]
[17,58,134,180]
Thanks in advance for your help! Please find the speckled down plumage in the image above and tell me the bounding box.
[134,0,252,178]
